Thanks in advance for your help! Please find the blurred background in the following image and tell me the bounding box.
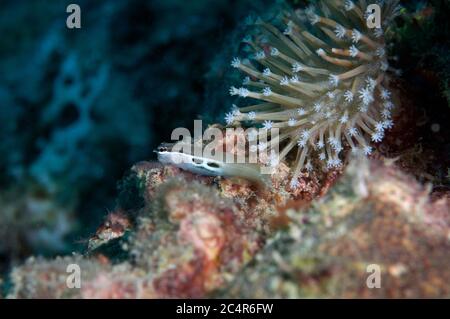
[0,0,276,274]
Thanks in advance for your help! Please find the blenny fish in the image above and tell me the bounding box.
[155,142,269,187]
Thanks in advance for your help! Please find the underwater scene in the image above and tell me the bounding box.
[0,0,449,299]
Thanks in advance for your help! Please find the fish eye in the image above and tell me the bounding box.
[157,146,167,152]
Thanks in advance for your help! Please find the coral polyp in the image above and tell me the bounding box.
[227,0,401,187]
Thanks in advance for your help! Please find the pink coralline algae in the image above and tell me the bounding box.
[6,149,340,299]
[6,155,450,298]
[224,159,450,298]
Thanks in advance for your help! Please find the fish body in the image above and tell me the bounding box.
[155,142,269,186]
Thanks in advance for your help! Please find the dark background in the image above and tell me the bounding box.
[0,0,273,272]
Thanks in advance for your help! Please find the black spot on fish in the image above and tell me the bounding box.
[206,162,220,168]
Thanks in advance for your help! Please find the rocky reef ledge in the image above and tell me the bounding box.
[5,157,450,298]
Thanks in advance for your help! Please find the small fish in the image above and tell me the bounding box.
[155,142,270,187]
